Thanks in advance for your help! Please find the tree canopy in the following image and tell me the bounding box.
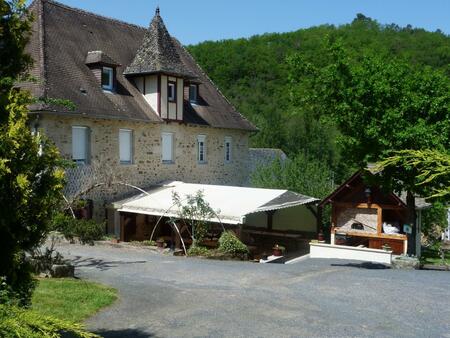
[0,0,65,306]
[188,14,450,185]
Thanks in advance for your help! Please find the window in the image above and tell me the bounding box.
[189,84,198,103]
[224,137,232,163]
[102,67,113,90]
[161,132,174,163]
[119,129,133,164]
[168,82,176,102]
[72,126,89,165]
[197,135,206,163]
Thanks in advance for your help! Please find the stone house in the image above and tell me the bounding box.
[25,0,257,221]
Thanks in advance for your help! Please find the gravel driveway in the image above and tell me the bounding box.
[55,242,450,338]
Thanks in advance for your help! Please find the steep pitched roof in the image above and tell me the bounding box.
[124,8,195,78]
[25,0,257,131]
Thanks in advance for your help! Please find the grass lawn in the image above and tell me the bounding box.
[421,245,450,266]
[32,278,117,323]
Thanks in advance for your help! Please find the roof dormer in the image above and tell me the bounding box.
[124,8,196,121]
[85,51,121,92]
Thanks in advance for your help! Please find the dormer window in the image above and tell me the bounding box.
[189,84,198,103]
[85,51,120,92]
[168,81,176,102]
[102,67,114,91]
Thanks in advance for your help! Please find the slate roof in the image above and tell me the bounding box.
[25,0,257,131]
[124,8,195,78]
[85,51,121,67]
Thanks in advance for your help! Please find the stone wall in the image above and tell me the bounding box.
[38,114,251,220]
[336,208,378,233]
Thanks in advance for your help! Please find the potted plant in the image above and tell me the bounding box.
[111,237,120,244]
[318,231,325,242]
[272,244,285,256]
[73,199,89,219]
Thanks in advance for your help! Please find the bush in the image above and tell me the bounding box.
[74,220,104,245]
[50,214,104,245]
[187,245,211,257]
[49,213,77,241]
[218,231,249,256]
[0,254,36,307]
[0,304,97,338]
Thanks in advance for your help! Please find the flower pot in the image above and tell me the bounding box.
[156,240,165,248]
[272,247,283,256]
[111,238,120,244]
[318,232,325,242]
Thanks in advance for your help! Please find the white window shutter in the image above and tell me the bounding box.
[119,129,132,164]
[72,126,88,164]
[225,136,232,162]
[162,132,173,162]
[197,135,206,162]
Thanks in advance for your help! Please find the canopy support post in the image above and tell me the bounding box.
[265,210,276,231]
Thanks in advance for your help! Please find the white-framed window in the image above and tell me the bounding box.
[224,136,232,163]
[168,82,176,102]
[72,126,90,165]
[161,132,174,163]
[119,129,133,164]
[102,66,113,90]
[189,84,198,103]
[197,135,206,163]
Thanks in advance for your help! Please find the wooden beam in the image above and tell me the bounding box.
[334,230,407,240]
[334,202,404,210]
[377,207,383,234]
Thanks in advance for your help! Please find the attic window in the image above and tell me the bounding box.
[189,84,198,103]
[168,82,176,102]
[102,67,114,90]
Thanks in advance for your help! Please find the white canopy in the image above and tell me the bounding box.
[114,181,319,225]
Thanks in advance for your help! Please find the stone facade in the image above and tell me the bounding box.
[37,114,250,220]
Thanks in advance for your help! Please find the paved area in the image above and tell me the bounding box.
[56,243,450,338]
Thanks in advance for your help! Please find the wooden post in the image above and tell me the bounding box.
[266,210,276,231]
[119,212,125,242]
[317,206,323,234]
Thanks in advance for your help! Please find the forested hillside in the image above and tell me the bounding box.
[188,14,450,189]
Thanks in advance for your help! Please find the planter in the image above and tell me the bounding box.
[318,232,325,242]
[111,238,120,244]
[272,246,284,256]
[156,240,165,248]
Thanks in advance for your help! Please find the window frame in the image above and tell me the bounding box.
[189,84,198,103]
[119,128,133,165]
[168,81,176,102]
[161,132,174,164]
[102,66,114,91]
[72,126,90,165]
[197,135,207,164]
[224,136,232,163]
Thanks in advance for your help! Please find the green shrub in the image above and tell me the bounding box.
[0,304,97,337]
[218,231,249,256]
[187,245,211,257]
[49,214,104,245]
[74,220,104,245]
[49,213,77,241]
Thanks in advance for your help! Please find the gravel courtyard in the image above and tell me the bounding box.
[56,243,450,338]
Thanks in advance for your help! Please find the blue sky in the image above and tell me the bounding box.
[34,0,450,45]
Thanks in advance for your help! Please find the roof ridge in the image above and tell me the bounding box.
[37,0,147,31]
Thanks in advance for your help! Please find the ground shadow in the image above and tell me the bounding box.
[331,262,390,270]
[94,328,154,338]
[70,256,147,271]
